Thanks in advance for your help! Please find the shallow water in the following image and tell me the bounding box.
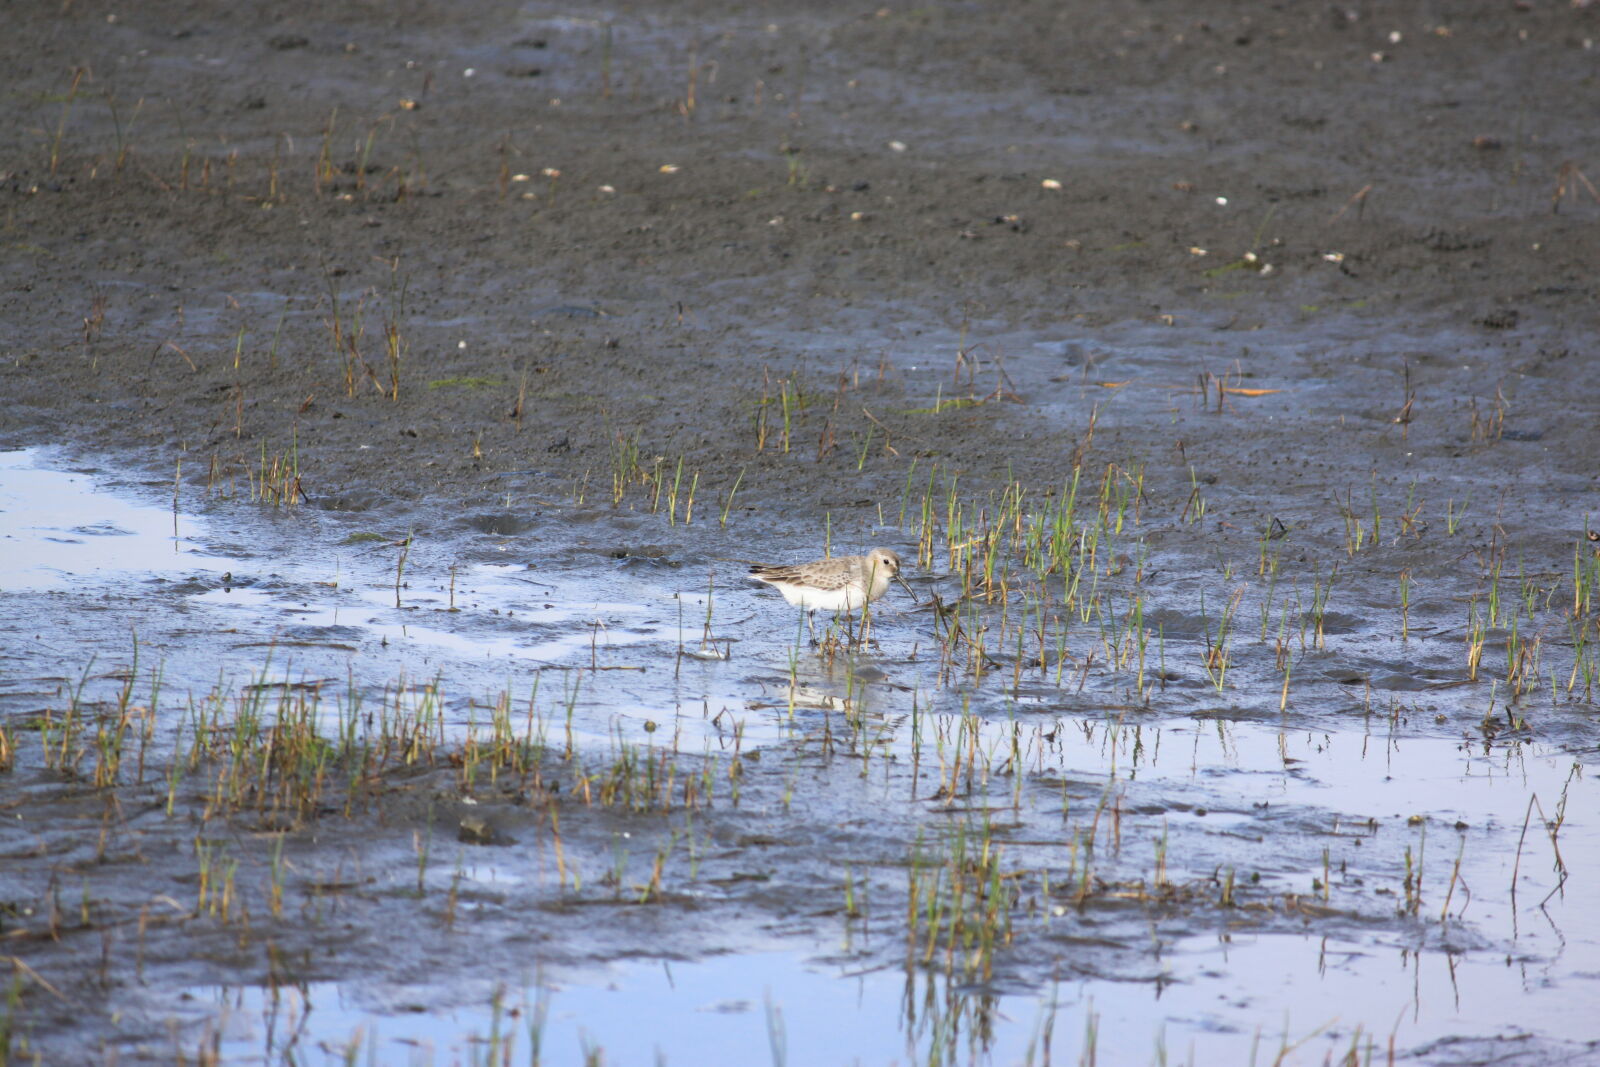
[3,447,1598,1065]
[187,915,1591,1066]
[0,449,228,590]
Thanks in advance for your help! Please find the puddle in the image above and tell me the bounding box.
[189,580,663,664]
[184,926,1591,1066]
[0,449,230,591]
[0,448,682,722]
[1126,719,1584,825]
[190,954,1055,1067]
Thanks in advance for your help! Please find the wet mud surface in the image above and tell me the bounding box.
[3,0,1600,1063]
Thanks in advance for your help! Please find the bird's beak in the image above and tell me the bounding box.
[895,573,918,603]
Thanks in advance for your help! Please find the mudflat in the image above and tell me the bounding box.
[2,1,1598,1063]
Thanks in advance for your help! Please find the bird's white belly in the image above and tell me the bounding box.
[781,583,866,612]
